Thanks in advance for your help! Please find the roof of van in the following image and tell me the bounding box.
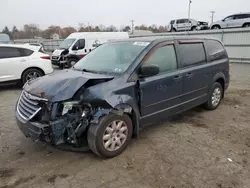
[113,35,220,42]
[67,32,129,39]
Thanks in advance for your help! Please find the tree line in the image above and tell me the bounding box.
[2,24,169,40]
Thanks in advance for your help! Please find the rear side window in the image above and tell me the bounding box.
[177,19,185,24]
[18,48,34,56]
[144,44,177,74]
[179,42,206,67]
[206,40,226,61]
[0,47,20,59]
[234,14,250,19]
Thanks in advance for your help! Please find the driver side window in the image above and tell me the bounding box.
[144,44,177,75]
[73,39,85,50]
[225,16,235,21]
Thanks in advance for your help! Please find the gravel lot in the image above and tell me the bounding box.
[0,64,250,188]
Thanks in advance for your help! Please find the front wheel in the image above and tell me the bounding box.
[87,114,133,158]
[67,59,77,68]
[204,82,223,110]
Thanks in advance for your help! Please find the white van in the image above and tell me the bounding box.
[51,32,129,68]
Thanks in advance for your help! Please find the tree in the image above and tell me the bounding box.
[105,25,118,32]
[61,27,77,38]
[122,25,131,32]
[2,26,12,39]
[12,26,19,39]
[23,24,40,38]
[43,25,61,39]
[94,26,101,32]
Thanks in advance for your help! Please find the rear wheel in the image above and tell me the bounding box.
[204,82,223,110]
[67,59,77,68]
[211,25,221,30]
[243,23,250,28]
[191,26,197,31]
[21,68,44,85]
[87,114,133,158]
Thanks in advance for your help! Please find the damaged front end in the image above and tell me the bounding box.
[15,70,139,151]
[16,90,95,151]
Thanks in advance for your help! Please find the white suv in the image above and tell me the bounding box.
[168,18,209,32]
[0,44,53,85]
[211,13,250,29]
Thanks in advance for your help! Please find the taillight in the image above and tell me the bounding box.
[40,56,50,60]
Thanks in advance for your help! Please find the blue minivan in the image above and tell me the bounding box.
[15,36,230,158]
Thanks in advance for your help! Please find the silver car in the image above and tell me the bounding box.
[168,18,209,32]
[211,13,250,29]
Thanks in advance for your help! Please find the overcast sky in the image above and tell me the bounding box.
[1,0,250,30]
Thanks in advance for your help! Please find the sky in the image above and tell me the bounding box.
[0,0,250,30]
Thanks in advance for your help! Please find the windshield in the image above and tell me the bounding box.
[59,38,76,49]
[73,41,149,74]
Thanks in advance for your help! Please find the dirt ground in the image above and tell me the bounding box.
[0,64,250,188]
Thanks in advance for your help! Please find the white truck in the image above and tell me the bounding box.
[51,32,129,68]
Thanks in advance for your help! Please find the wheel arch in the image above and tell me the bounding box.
[213,73,226,98]
[21,67,45,79]
[242,22,250,27]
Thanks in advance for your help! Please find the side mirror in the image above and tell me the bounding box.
[222,19,225,22]
[140,65,159,78]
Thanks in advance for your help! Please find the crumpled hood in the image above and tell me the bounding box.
[52,49,65,56]
[24,69,114,102]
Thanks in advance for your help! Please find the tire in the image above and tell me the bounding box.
[67,59,77,68]
[21,68,44,85]
[243,23,250,28]
[191,26,197,31]
[204,82,223,110]
[211,25,220,30]
[87,114,133,158]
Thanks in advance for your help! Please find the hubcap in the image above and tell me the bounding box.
[212,87,221,107]
[102,120,128,152]
[26,71,41,81]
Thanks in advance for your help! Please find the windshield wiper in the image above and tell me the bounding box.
[82,69,99,74]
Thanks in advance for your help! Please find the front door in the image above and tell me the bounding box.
[177,40,210,109]
[139,42,183,125]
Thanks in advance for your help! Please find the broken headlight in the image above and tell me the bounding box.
[62,101,79,116]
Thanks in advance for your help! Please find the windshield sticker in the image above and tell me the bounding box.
[133,42,150,46]
[114,68,123,72]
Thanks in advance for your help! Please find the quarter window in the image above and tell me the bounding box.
[18,48,34,56]
[144,45,177,74]
[206,40,226,61]
[179,42,206,67]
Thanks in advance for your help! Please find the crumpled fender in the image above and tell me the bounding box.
[85,91,141,137]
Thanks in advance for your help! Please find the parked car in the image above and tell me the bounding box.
[168,18,209,32]
[0,44,53,86]
[210,13,250,29]
[51,32,129,68]
[15,36,230,158]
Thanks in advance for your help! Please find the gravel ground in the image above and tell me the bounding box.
[0,64,250,188]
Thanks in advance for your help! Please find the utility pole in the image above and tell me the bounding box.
[130,20,135,34]
[188,0,192,20]
[210,11,215,23]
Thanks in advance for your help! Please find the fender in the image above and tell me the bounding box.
[213,72,226,88]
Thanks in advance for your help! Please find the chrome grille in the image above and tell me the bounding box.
[17,91,42,121]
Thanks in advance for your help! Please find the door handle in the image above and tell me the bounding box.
[186,72,193,77]
[173,75,182,81]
